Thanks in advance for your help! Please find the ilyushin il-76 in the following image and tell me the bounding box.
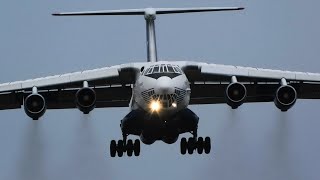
[1,7,319,157]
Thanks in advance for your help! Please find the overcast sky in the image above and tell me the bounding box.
[1,0,320,180]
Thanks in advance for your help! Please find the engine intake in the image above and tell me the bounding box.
[75,87,96,114]
[24,93,46,120]
[226,82,247,109]
[274,85,297,111]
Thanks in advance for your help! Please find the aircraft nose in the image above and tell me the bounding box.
[155,76,174,94]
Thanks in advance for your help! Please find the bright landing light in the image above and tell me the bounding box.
[150,101,161,112]
[172,102,177,108]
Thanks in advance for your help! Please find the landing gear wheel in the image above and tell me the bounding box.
[180,138,187,155]
[187,137,195,154]
[179,136,211,155]
[126,140,134,157]
[117,140,124,157]
[197,137,204,154]
[204,137,211,154]
[110,140,117,157]
[133,139,141,156]
[110,139,141,157]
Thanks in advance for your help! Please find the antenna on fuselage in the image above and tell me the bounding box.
[52,7,244,63]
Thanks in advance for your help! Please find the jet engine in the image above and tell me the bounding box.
[75,87,96,114]
[24,92,46,120]
[225,80,247,109]
[274,85,297,111]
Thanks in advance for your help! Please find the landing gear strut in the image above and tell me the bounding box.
[110,139,141,157]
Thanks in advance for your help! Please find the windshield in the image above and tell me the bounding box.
[143,64,183,75]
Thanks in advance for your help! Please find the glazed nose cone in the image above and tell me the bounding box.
[154,76,175,94]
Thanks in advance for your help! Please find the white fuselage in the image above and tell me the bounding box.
[132,63,191,115]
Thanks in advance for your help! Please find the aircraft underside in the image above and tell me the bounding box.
[109,108,211,157]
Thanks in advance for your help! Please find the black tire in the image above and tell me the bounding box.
[197,137,204,154]
[180,138,187,155]
[187,137,195,154]
[204,137,211,154]
[110,140,117,157]
[117,140,124,157]
[127,140,134,157]
[133,139,141,156]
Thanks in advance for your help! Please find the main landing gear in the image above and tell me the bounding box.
[110,128,211,157]
[109,137,211,157]
[180,129,211,155]
[110,139,141,157]
[180,137,211,155]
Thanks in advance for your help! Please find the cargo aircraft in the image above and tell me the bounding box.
[1,7,320,157]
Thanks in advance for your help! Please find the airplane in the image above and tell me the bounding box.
[1,7,320,158]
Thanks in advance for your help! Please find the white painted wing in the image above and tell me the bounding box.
[201,63,320,82]
[0,62,145,110]
[0,63,146,92]
[177,61,320,105]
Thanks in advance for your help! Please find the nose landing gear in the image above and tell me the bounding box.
[110,139,141,157]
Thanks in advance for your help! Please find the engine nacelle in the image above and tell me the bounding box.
[225,82,247,109]
[75,87,96,114]
[24,93,46,120]
[274,85,297,111]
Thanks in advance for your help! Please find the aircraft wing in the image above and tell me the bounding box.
[178,61,320,105]
[0,63,145,110]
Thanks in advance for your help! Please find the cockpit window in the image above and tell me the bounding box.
[146,67,153,74]
[153,65,159,73]
[163,65,168,72]
[173,67,179,73]
[143,64,183,79]
[160,64,165,73]
[167,65,174,73]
